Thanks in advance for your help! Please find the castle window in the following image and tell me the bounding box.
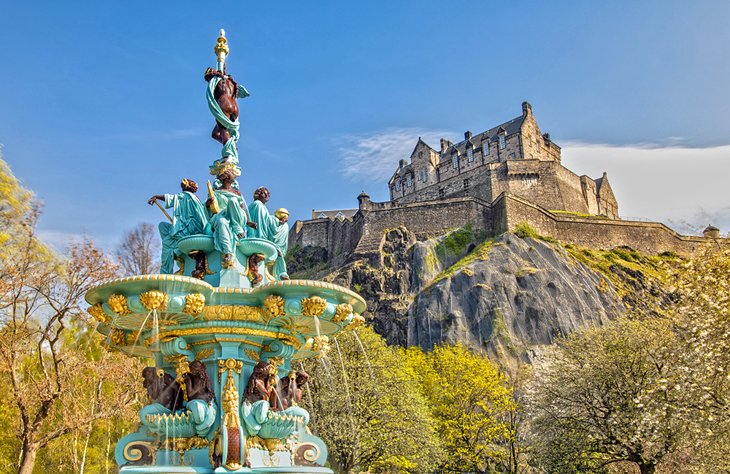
[499,135,506,149]
[418,151,423,159]
[395,180,401,191]
[317,213,328,218]
[483,142,490,156]
[452,154,459,169]
[406,175,412,187]
[438,188,445,198]
[467,148,474,162]
[335,212,346,219]
[463,178,470,189]
[420,169,427,182]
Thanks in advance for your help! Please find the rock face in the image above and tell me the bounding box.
[293,226,631,365]
[408,233,623,364]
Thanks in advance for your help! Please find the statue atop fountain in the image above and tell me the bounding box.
[84,30,366,473]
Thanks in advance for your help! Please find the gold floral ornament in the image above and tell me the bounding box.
[139,290,168,311]
[87,303,110,324]
[108,294,131,316]
[183,293,206,316]
[301,296,327,317]
[263,295,285,320]
[344,314,366,331]
[333,303,353,323]
[109,328,129,346]
[312,335,331,356]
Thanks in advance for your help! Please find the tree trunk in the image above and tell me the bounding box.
[639,462,657,474]
[17,441,39,474]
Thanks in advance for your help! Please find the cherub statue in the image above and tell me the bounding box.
[148,179,208,275]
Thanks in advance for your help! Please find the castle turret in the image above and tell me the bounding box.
[357,191,371,211]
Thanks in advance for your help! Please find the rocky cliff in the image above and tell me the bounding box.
[288,225,671,366]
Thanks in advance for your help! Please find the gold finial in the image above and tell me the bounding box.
[214,28,229,70]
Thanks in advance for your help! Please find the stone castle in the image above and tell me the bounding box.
[290,103,724,262]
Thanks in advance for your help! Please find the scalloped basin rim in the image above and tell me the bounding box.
[84,275,366,313]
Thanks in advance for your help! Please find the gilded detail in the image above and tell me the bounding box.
[87,303,110,324]
[312,335,330,355]
[203,305,262,322]
[109,328,129,346]
[108,294,130,315]
[183,293,206,316]
[146,327,302,349]
[301,296,327,317]
[195,348,214,360]
[219,358,243,431]
[344,314,366,331]
[263,295,285,320]
[333,303,353,323]
[244,348,260,362]
[160,436,209,456]
[140,290,169,311]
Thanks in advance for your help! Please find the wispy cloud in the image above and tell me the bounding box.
[337,128,451,183]
[561,141,730,234]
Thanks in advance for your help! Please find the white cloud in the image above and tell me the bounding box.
[338,128,451,183]
[561,142,730,234]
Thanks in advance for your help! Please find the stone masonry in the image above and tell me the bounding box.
[290,103,727,262]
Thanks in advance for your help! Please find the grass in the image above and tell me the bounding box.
[514,222,556,243]
[428,238,496,287]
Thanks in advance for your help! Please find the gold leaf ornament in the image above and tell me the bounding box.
[301,296,327,317]
[108,294,130,315]
[333,303,353,323]
[344,314,366,331]
[87,303,110,324]
[183,293,206,316]
[263,295,285,319]
[139,290,168,311]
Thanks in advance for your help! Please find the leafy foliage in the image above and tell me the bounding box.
[303,327,442,473]
[405,343,516,473]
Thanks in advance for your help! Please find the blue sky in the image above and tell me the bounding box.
[1,1,729,249]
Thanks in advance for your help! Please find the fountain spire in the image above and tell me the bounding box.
[214,28,229,72]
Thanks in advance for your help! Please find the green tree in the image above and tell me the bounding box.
[404,343,516,473]
[525,318,691,474]
[303,326,443,473]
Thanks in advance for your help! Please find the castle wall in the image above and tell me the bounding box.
[355,197,492,254]
[497,193,724,255]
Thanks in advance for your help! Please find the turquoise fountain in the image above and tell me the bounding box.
[85,30,366,473]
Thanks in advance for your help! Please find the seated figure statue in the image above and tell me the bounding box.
[148,179,208,274]
[207,166,250,269]
[248,188,290,280]
[139,367,184,430]
[181,360,217,437]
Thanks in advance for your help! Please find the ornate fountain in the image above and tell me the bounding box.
[85,30,365,473]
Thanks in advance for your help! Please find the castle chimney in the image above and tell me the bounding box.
[399,159,408,169]
[464,131,472,141]
[543,133,551,145]
[522,101,532,117]
[440,138,452,153]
